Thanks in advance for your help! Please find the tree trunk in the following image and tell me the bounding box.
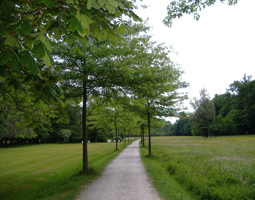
[115,120,118,150]
[148,111,151,156]
[83,83,88,171]
[142,125,145,147]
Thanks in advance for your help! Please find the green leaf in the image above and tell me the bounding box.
[38,34,52,52]
[68,16,80,32]
[54,27,61,40]
[0,51,11,65]
[65,37,72,46]
[33,41,45,59]
[4,34,20,49]
[72,45,78,54]
[44,0,55,8]
[93,0,101,9]
[12,51,21,72]
[118,2,124,9]
[87,0,93,10]
[76,11,93,37]
[43,45,54,67]
[77,47,82,55]
[97,0,105,7]
[43,85,58,102]
[80,13,93,29]
[21,21,34,35]
[1,2,11,16]
[105,1,115,14]
[20,51,40,75]
[120,23,125,35]
[108,0,117,8]
[10,21,21,32]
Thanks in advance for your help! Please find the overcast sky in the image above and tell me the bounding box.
[136,0,255,122]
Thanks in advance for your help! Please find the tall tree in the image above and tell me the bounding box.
[190,88,215,138]
[53,38,132,170]
[128,43,188,156]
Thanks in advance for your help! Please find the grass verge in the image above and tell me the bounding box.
[0,142,128,200]
[140,145,198,200]
[140,136,255,200]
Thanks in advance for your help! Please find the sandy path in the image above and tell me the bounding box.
[77,140,161,200]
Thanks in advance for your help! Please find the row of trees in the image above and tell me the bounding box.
[0,5,188,172]
[157,75,255,137]
[0,0,241,171]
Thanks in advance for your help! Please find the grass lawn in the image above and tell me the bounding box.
[0,141,128,200]
[140,136,255,200]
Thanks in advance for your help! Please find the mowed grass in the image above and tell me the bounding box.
[0,142,127,200]
[140,136,255,200]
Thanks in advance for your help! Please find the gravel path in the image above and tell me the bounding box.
[76,140,161,200]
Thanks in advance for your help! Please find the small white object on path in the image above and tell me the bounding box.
[77,140,161,200]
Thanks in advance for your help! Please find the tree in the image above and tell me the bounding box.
[53,38,131,170]
[163,0,239,27]
[128,42,188,155]
[190,88,215,138]
[226,75,255,134]
[88,99,127,150]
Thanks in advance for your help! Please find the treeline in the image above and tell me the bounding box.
[159,75,255,137]
[0,20,188,147]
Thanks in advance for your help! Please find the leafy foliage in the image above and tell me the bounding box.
[164,0,239,27]
[0,0,141,132]
[190,88,215,138]
[170,75,255,137]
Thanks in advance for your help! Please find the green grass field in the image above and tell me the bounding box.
[0,142,127,200]
[141,136,255,200]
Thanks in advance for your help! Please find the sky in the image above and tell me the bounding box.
[136,0,255,122]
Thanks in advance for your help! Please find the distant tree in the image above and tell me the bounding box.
[226,74,254,134]
[50,104,82,143]
[88,99,131,150]
[190,88,215,138]
[168,117,192,136]
[212,93,233,117]
[151,120,172,136]
[214,115,234,136]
